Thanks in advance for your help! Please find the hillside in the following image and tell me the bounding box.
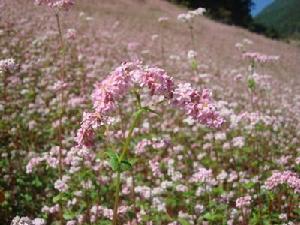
[255,0,300,39]
[77,0,300,84]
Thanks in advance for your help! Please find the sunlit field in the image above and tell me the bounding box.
[1,1,300,225]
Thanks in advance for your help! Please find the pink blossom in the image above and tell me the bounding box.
[75,112,102,147]
[54,175,70,192]
[190,168,213,183]
[232,136,245,148]
[26,157,44,173]
[32,218,45,225]
[65,28,77,40]
[34,0,75,11]
[236,195,252,208]
[77,62,223,148]
[0,58,16,72]
[242,52,279,64]
[173,83,224,128]
[265,171,300,193]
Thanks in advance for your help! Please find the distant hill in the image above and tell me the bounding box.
[255,0,300,39]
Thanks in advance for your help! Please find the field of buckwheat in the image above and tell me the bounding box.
[1,0,300,225]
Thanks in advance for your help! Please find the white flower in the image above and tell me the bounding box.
[187,50,197,60]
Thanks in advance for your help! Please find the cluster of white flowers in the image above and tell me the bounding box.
[0,58,16,72]
[177,8,206,23]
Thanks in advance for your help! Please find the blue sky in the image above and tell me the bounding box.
[251,0,274,16]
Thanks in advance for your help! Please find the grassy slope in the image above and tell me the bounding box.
[15,0,299,86]
[255,0,300,38]
[77,0,300,85]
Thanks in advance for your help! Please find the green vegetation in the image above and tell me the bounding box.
[255,0,300,39]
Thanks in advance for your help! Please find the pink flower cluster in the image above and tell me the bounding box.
[41,204,60,214]
[26,146,62,173]
[65,28,77,40]
[190,167,213,183]
[242,52,280,64]
[236,195,252,209]
[264,171,300,193]
[54,175,70,192]
[65,146,98,172]
[11,217,45,225]
[0,58,16,72]
[75,112,102,147]
[76,62,223,147]
[34,0,74,11]
[173,83,224,128]
[90,205,129,222]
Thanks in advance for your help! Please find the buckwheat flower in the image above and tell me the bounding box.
[232,136,245,148]
[152,197,166,212]
[265,171,300,193]
[34,0,75,11]
[11,216,32,225]
[54,175,70,192]
[135,186,151,199]
[175,184,188,192]
[135,66,174,98]
[173,83,224,128]
[195,204,204,214]
[42,204,60,214]
[0,58,16,73]
[235,42,244,49]
[217,170,228,181]
[203,143,212,151]
[50,80,69,92]
[190,7,206,16]
[236,195,252,208]
[223,142,231,150]
[168,222,179,225]
[68,97,85,108]
[75,112,102,147]
[242,52,280,64]
[234,74,243,81]
[279,213,288,221]
[32,218,45,225]
[92,62,134,115]
[149,159,162,177]
[158,16,169,23]
[243,38,253,45]
[26,157,44,173]
[151,34,159,41]
[65,28,77,40]
[190,167,213,183]
[215,132,226,141]
[134,139,152,154]
[28,120,37,130]
[177,13,192,23]
[187,50,197,60]
[66,220,76,225]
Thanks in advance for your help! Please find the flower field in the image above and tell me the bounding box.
[1,0,300,225]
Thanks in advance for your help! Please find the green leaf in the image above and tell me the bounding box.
[248,77,256,90]
[202,212,223,222]
[178,218,191,225]
[53,194,61,203]
[191,60,198,71]
[63,211,76,220]
[32,177,42,187]
[120,160,132,171]
[106,150,120,172]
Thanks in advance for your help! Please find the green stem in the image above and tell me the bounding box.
[112,171,121,225]
[112,95,144,225]
[189,24,195,49]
